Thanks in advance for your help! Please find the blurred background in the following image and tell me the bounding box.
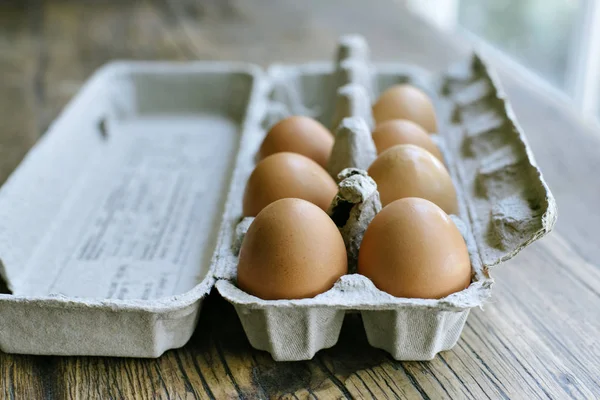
[409,0,600,124]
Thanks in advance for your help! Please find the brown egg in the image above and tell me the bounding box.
[243,152,338,216]
[358,197,471,299]
[372,84,438,132]
[238,198,348,300]
[372,119,443,161]
[367,144,458,214]
[259,116,334,168]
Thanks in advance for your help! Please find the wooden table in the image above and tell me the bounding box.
[1,1,599,398]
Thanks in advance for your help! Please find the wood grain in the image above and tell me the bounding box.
[1,0,599,399]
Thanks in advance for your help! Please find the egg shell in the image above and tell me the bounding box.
[259,116,334,168]
[242,152,338,216]
[367,144,458,214]
[358,197,472,299]
[237,198,348,300]
[372,84,438,132]
[372,119,443,160]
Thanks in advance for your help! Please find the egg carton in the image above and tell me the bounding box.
[0,36,555,359]
[215,35,556,361]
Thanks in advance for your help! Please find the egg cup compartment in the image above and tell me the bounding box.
[216,283,476,361]
[221,300,346,362]
[215,36,555,361]
[361,308,468,360]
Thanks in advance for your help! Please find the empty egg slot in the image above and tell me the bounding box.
[268,78,315,118]
[327,36,375,129]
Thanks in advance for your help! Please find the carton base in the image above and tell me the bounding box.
[234,306,345,361]
[361,309,469,360]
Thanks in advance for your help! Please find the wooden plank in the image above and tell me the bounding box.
[1,0,599,399]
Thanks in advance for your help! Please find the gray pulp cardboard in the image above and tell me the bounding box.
[215,36,555,361]
[0,36,555,360]
[327,168,381,273]
[0,62,268,357]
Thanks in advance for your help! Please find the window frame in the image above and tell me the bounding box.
[407,0,600,122]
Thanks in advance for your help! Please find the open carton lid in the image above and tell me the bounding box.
[437,53,557,269]
[0,61,268,307]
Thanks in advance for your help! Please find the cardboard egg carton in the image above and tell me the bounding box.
[0,35,555,359]
[216,35,556,360]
